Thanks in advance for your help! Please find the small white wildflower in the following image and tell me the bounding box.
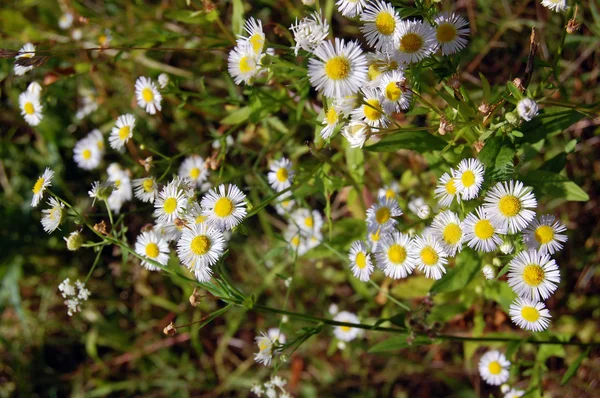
[516,98,539,121]
[158,73,169,88]
[482,265,496,280]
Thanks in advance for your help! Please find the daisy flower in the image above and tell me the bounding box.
[254,330,284,366]
[336,0,368,18]
[308,38,368,99]
[509,297,551,332]
[290,208,323,235]
[348,240,374,282]
[321,102,342,140]
[238,17,265,56]
[290,12,330,56]
[395,20,437,65]
[341,119,370,148]
[351,88,388,128]
[107,167,132,213]
[478,350,511,386]
[109,114,135,151]
[378,70,411,113]
[135,76,162,114]
[452,158,484,200]
[411,234,448,280]
[360,1,401,51]
[268,158,294,192]
[135,231,170,271]
[507,250,560,301]
[377,181,400,200]
[73,136,101,170]
[179,155,209,188]
[176,223,225,282]
[285,227,309,256]
[154,181,188,224]
[31,167,54,207]
[88,181,115,205]
[434,172,461,207]
[522,214,568,255]
[375,232,416,279]
[15,43,36,75]
[433,12,469,55]
[132,176,158,203]
[274,192,296,216]
[333,311,362,342]
[430,210,464,256]
[483,180,537,234]
[463,207,505,252]
[367,229,383,252]
[228,43,261,86]
[59,12,74,30]
[19,91,43,126]
[517,98,539,121]
[41,197,65,233]
[366,196,403,234]
[541,0,568,12]
[504,388,525,398]
[83,129,104,154]
[201,184,247,231]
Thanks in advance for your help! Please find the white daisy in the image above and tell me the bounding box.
[284,226,309,256]
[395,20,437,65]
[228,43,261,85]
[109,114,135,151]
[377,181,400,200]
[375,232,416,279]
[85,129,105,154]
[452,158,485,200]
[31,167,54,207]
[504,388,525,398]
[411,234,448,280]
[366,196,403,234]
[268,158,294,192]
[73,136,101,170]
[320,102,343,140]
[430,210,464,256]
[333,311,362,342]
[290,208,323,235]
[341,119,370,148]
[41,197,65,233]
[433,12,470,55]
[107,167,132,213]
[154,222,183,243]
[59,12,74,30]
[517,98,539,121]
[201,184,247,231]
[238,17,265,56]
[434,172,461,207]
[14,43,36,75]
[360,1,401,51]
[463,206,505,252]
[334,94,360,116]
[507,249,560,301]
[19,91,43,126]
[483,180,537,234]
[290,12,330,56]
[176,223,225,282]
[509,297,551,332]
[274,192,296,216]
[135,76,162,114]
[336,0,368,18]
[478,350,511,386]
[132,176,158,203]
[351,88,388,128]
[135,231,170,271]
[154,180,187,224]
[366,229,384,252]
[378,70,412,113]
[88,181,115,205]
[541,0,568,13]
[522,214,568,255]
[254,330,283,366]
[178,155,209,188]
[308,38,368,99]
[348,240,374,282]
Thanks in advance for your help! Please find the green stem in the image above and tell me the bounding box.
[85,245,105,282]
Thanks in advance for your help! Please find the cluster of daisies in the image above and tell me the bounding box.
[478,349,526,398]
[227,17,272,85]
[346,157,567,333]
[58,278,91,316]
[251,375,291,398]
[254,327,287,367]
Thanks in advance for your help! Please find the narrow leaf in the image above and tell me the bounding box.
[561,347,591,385]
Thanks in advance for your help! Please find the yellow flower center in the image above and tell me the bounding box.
[214,197,234,217]
[114,179,121,188]
[143,178,154,192]
[145,242,159,258]
[249,33,264,54]
[190,235,211,255]
[195,215,206,224]
[368,64,381,81]
[387,244,407,264]
[49,207,61,221]
[355,252,367,269]
[523,264,545,287]
[33,177,45,194]
[445,179,457,195]
[474,219,494,240]
[375,207,391,224]
[276,168,288,182]
[98,34,108,45]
[443,223,462,245]
[385,189,395,200]
[461,170,475,187]
[375,11,396,35]
[97,140,104,151]
[370,230,381,243]
[82,149,92,160]
[399,33,423,53]
[521,306,540,322]
[385,82,401,101]
[436,23,457,43]
[488,361,502,375]
[189,167,200,180]
[118,125,131,141]
[163,197,177,214]
[326,107,338,126]
[324,56,351,80]
[258,340,270,351]
[142,87,154,103]
[291,235,300,247]
[534,225,555,244]
[364,99,382,121]
[24,102,35,115]
[239,56,255,74]
[499,195,521,217]
[340,326,351,332]
[304,216,313,228]
[420,246,438,266]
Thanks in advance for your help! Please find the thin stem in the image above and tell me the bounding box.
[85,245,105,283]
[103,199,114,227]
[368,280,411,312]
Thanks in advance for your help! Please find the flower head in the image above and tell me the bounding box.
[176,222,226,282]
[395,20,437,64]
[360,1,401,51]
[135,77,162,114]
[483,180,537,234]
[15,43,36,75]
[375,232,416,279]
[201,184,247,231]
[290,12,329,56]
[411,234,448,280]
[333,311,362,341]
[348,240,374,281]
[179,155,209,188]
[41,197,65,233]
[135,231,170,271]
[109,114,136,151]
[31,167,54,207]
[268,158,294,192]
[507,250,560,301]
[522,214,567,255]
[478,350,510,386]
[19,90,43,126]
[433,12,470,55]
[509,297,551,332]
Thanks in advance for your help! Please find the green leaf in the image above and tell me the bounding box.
[220,106,252,125]
[506,81,524,100]
[430,248,480,293]
[519,170,589,202]
[231,0,244,35]
[561,347,591,385]
[369,334,433,353]
[365,131,446,153]
[478,135,502,168]
[520,109,585,144]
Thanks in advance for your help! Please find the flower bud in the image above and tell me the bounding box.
[417,205,431,219]
[499,241,514,255]
[64,231,83,251]
[492,257,502,267]
[158,73,169,88]
[482,265,496,280]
